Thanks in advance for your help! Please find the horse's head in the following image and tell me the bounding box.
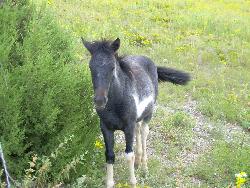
[82,38,120,110]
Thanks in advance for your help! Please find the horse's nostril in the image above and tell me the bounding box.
[94,97,101,104]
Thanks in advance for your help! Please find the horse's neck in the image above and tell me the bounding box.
[110,61,126,95]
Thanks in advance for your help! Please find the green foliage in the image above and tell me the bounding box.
[0,0,99,183]
[18,135,103,187]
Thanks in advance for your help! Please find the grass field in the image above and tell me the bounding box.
[46,0,250,187]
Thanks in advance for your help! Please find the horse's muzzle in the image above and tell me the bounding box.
[94,95,108,110]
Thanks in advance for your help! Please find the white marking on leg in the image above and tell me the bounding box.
[135,122,142,167]
[135,122,142,166]
[125,152,137,186]
[141,123,149,172]
[132,93,153,118]
[106,164,114,188]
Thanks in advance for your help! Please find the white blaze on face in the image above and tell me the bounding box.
[114,63,118,78]
[113,64,121,86]
[132,93,153,118]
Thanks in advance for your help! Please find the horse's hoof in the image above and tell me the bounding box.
[106,180,115,188]
[130,177,137,187]
[131,184,136,188]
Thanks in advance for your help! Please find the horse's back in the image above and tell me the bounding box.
[121,55,158,100]
[121,55,157,77]
[121,55,156,70]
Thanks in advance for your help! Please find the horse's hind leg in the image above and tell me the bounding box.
[141,121,149,172]
[135,122,142,168]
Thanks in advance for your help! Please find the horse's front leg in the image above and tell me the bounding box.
[124,124,137,188]
[101,123,115,188]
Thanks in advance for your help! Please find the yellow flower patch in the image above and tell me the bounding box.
[235,172,248,188]
[94,140,104,149]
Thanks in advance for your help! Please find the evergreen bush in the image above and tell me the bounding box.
[0,0,99,182]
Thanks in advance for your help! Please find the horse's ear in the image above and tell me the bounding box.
[111,38,120,52]
[81,37,93,54]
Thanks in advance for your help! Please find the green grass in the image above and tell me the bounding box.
[49,0,250,128]
[33,0,250,187]
[189,138,250,187]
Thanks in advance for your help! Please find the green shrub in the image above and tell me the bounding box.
[0,0,99,183]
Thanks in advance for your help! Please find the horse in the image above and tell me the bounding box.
[81,38,190,188]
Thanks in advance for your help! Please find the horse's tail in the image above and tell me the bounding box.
[157,66,190,85]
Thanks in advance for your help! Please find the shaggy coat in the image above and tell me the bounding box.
[82,38,190,188]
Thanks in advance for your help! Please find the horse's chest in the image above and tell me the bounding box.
[132,93,154,119]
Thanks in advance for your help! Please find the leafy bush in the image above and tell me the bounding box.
[0,0,99,183]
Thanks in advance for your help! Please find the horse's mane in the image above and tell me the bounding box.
[89,39,125,61]
[88,39,113,53]
[88,39,132,78]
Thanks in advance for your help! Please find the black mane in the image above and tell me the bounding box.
[89,39,113,53]
[115,53,125,63]
[89,39,125,61]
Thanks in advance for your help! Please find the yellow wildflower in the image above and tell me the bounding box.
[94,140,104,149]
[48,0,52,5]
[235,172,247,188]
